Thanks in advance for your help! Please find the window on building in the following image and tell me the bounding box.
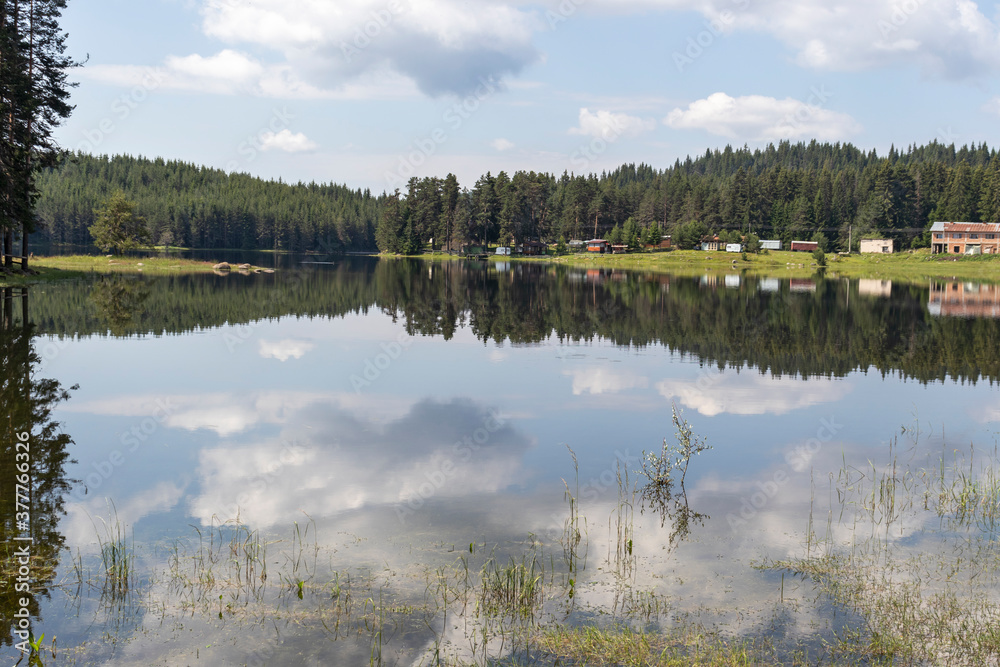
[954,233,963,239]
[935,233,943,239]
[972,234,979,239]
[988,234,996,240]
[954,246,961,253]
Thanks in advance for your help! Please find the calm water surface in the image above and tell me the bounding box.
[3,257,999,665]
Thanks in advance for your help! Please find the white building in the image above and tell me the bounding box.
[860,239,893,254]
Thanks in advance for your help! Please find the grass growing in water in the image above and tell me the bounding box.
[95,507,135,600]
[765,437,1000,665]
[479,554,543,619]
[526,624,808,666]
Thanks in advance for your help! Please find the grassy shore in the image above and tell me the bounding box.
[0,254,270,286]
[12,249,1000,287]
[486,248,1000,284]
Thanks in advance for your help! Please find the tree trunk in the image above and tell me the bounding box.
[2,286,11,330]
[22,0,33,272]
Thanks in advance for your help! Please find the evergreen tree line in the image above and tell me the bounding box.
[34,140,1000,254]
[34,153,382,251]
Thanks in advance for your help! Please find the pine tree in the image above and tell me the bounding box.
[375,190,404,253]
[472,172,498,245]
[979,157,1000,223]
[439,173,459,251]
[940,161,976,221]
[0,0,77,270]
[89,191,149,253]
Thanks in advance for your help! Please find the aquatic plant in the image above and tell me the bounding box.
[95,504,134,600]
[638,403,711,546]
[479,554,543,619]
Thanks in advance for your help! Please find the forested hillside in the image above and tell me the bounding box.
[34,141,1000,253]
[34,153,382,251]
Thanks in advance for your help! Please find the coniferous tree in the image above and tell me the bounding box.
[472,172,498,245]
[88,191,148,254]
[439,173,459,251]
[375,190,404,253]
[979,157,1000,223]
[0,0,76,270]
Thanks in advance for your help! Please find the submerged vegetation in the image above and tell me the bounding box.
[764,436,1000,666]
[639,405,712,548]
[8,405,1000,665]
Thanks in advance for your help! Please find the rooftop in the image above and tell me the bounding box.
[930,221,1000,233]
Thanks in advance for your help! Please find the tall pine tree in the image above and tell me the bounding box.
[0,0,76,271]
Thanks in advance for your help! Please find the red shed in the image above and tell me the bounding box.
[790,240,819,252]
[586,239,610,253]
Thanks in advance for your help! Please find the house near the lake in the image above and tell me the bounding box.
[790,240,819,252]
[701,235,721,251]
[519,240,547,255]
[587,239,610,253]
[860,239,894,254]
[930,222,1000,255]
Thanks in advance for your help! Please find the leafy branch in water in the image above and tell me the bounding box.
[639,404,712,546]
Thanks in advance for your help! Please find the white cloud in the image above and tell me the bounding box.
[83,54,419,100]
[259,129,319,152]
[582,0,1000,79]
[565,368,649,395]
[195,0,540,96]
[983,97,1000,116]
[569,107,656,139]
[258,338,317,360]
[657,374,851,416]
[664,92,861,141]
[490,138,515,151]
[166,49,264,83]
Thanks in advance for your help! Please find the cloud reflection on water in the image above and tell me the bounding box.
[658,373,852,416]
[189,397,533,528]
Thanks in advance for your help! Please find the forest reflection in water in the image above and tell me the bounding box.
[25,257,1000,384]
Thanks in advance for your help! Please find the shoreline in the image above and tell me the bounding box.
[409,248,1000,284]
[0,255,271,286]
[7,249,1000,287]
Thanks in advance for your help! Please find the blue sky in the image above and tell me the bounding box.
[55,0,1000,192]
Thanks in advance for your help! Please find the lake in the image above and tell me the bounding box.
[3,256,1000,665]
